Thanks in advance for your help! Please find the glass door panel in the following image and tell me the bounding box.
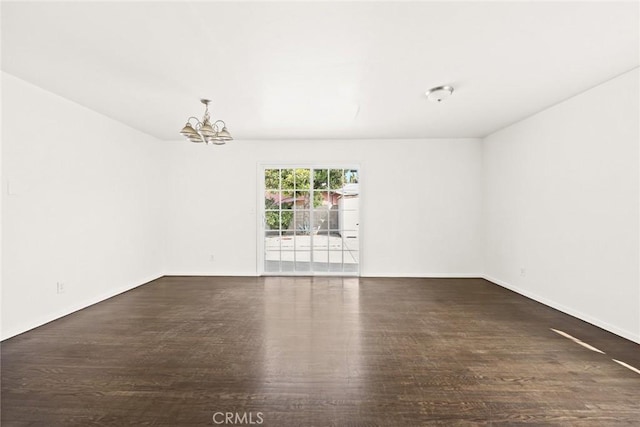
[262,167,359,275]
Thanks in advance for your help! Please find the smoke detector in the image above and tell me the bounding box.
[426,85,454,102]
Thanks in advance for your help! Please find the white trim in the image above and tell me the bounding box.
[483,275,640,344]
[164,272,260,277]
[361,273,482,278]
[1,274,163,341]
[256,162,265,276]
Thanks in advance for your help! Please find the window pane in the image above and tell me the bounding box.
[329,256,344,272]
[265,191,280,209]
[265,211,282,231]
[345,169,359,184]
[265,169,280,190]
[312,230,330,273]
[339,206,360,236]
[343,231,359,239]
[312,208,329,231]
[294,210,311,233]
[328,211,340,230]
[313,261,330,273]
[296,251,311,262]
[343,261,358,274]
[313,190,331,209]
[329,169,344,190]
[265,236,280,251]
[281,251,295,272]
[281,169,294,189]
[343,234,359,252]
[293,234,311,251]
[295,251,311,272]
[328,250,344,262]
[293,191,311,209]
[280,235,294,251]
[328,237,343,251]
[314,230,329,251]
[279,211,294,233]
[264,250,280,273]
[344,250,359,264]
[294,168,311,190]
[281,190,294,210]
[312,250,329,263]
[314,169,329,189]
[265,260,280,273]
[281,201,294,211]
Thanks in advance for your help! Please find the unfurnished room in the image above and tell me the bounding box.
[1,1,639,426]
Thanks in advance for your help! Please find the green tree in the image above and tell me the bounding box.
[265,203,293,232]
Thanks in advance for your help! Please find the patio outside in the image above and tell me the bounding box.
[265,234,359,273]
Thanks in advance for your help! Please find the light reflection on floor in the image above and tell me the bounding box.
[260,277,363,398]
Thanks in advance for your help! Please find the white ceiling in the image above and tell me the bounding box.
[2,1,638,141]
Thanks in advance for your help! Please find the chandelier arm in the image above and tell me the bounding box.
[212,120,226,131]
[185,116,202,126]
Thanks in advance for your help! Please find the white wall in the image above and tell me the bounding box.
[165,139,483,277]
[1,73,167,340]
[482,68,640,343]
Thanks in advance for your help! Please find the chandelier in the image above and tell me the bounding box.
[179,99,233,145]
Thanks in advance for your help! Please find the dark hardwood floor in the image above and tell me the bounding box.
[2,276,639,426]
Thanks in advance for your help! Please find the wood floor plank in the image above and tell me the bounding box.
[2,276,639,426]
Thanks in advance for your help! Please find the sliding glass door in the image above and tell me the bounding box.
[261,167,359,275]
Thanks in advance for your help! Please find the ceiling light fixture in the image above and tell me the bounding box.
[179,99,233,145]
[426,85,454,103]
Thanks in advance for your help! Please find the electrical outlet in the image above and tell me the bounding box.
[210,254,215,262]
[520,268,526,277]
[56,282,65,294]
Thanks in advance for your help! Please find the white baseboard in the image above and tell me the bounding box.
[483,275,640,344]
[360,273,482,278]
[1,274,163,341]
[164,272,259,277]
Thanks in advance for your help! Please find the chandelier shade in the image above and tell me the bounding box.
[216,126,232,141]
[179,99,233,145]
[179,123,198,137]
